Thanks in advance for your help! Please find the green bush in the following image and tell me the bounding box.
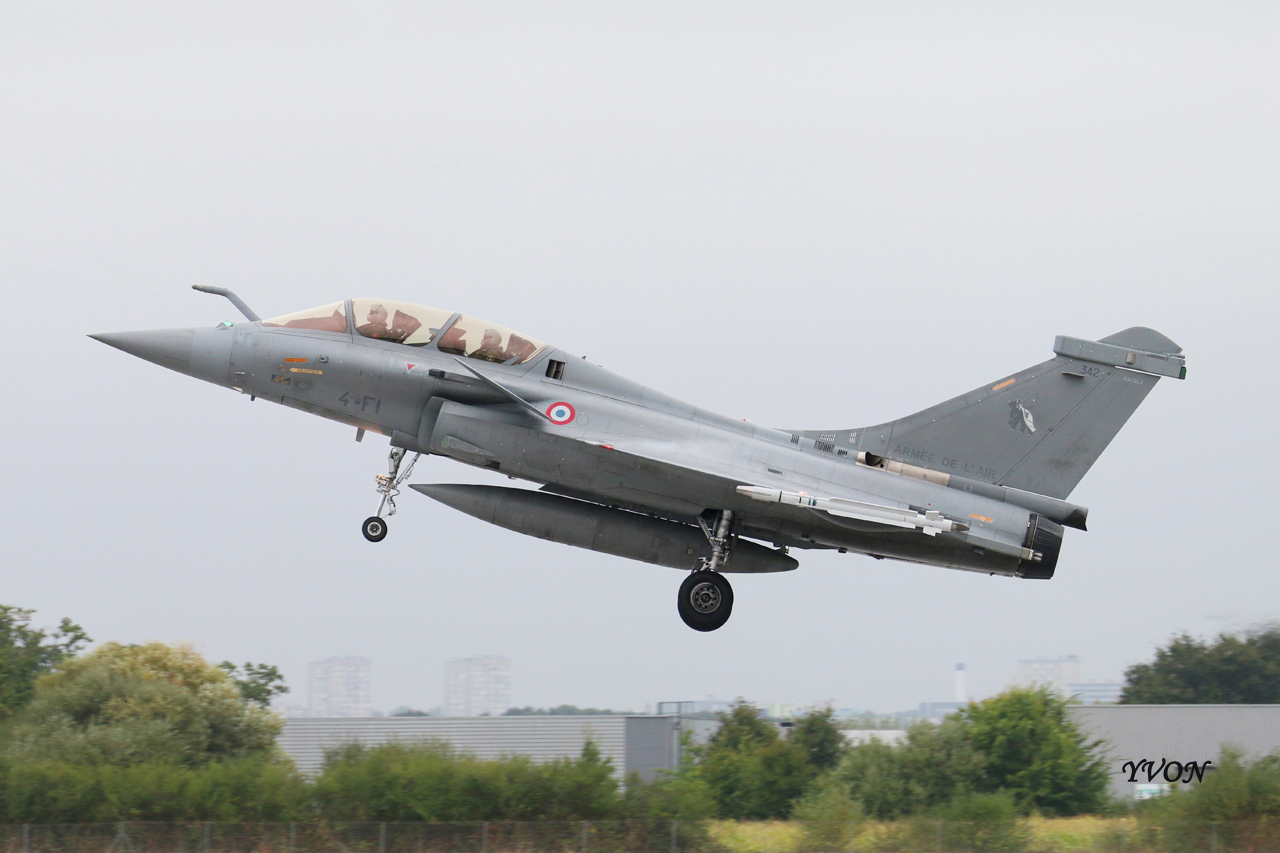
[697,702,813,819]
[312,740,619,821]
[1135,748,1280,852]
[836,718,983,819]
[792,773,863,852]
[0,759,310,822]
[931,792,1031,853]
[623,770,716,821]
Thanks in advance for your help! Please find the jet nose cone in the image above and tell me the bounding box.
[89,328,194,374]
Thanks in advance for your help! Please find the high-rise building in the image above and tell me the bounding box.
[445,655,512,717]
[308,656,373,717]
[1014,655,1082,696]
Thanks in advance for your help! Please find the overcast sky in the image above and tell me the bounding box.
[1,2,1277,715]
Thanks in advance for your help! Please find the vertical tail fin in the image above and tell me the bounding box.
[830,328,1185,500]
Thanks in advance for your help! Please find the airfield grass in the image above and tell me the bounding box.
[708,816,1136,852]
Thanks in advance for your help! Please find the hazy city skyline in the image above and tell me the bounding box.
[287,652,1123,717]
[305,656,373,718]
[445,656,513,717]
[2,3,1276,715]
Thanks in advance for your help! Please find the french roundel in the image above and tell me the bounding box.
[546,402,576,425]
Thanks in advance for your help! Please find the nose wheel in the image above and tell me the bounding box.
[362,447,420,542]
[362,517,388,542]
[678,570,734,631]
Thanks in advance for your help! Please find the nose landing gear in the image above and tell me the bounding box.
[362,446,420,542]
[677,509,736,631]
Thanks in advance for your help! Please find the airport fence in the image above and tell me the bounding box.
[0,821,1275,853]
[0,823,697,853]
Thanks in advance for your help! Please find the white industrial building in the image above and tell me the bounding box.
[278,714,679,780]
[445,655,512,717]
[1067,704,1280,799]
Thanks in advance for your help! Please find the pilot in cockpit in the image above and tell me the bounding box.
[472,329,508,362]
[357,304,393,339]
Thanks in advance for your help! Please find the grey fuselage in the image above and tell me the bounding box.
[151,309,1067,578]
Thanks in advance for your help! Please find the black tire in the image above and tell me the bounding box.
[677,571,734,632]
[362,516,388,542]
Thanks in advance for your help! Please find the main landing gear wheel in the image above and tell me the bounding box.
[362,516,388,542]
[678,571,734,632]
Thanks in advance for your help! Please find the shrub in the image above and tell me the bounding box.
[792,773,863,851]
[0,759,309,822]
[312,740,619,821]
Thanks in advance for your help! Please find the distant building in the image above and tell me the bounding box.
[307,656,372,718]
[657,697,795,719]
[1014,655,1082,695]
[445,655,512,717]
[658,697,735,716]
[1067,682,1124,704]
[900,664,974,723]
[914,701,965,722]
[843,730,907,747]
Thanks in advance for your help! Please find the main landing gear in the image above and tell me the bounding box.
[362,446,420,542]
[678,509,736,632]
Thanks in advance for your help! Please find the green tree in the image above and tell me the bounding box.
[1121,627,1280,704]
[791,706,847,771]
[698,701,813,819]
[218,662,289,707]
[961,686,1109,815]
[835,688,1106,819]
[503,705,618,716]
[4,642,282,767]
[0,605,89,719]
[837,716,984,819]
[705,700,780,752]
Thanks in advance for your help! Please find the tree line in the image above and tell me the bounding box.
[1,604,1280,827]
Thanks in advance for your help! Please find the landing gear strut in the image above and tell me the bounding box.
[678,509,736,631]
[362,446,420,542]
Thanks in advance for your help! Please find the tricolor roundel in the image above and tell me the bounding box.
[546,402,576,425]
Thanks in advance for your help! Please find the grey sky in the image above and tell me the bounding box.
[1,2,1276,715]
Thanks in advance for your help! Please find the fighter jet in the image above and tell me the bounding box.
[91,288,1186,631]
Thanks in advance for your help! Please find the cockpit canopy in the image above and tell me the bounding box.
[262,299,549,366]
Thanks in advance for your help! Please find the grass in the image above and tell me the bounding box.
[1027,815,1137,852]
[708,821,804,853]
[706,817,1140,853]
